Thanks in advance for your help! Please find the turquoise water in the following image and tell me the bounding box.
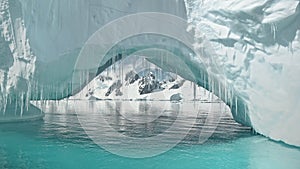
[0,101,299,169]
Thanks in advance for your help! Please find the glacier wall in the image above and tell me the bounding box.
[0,0,186,117]
[0,0,40,121]
[18,0,187,100]
[185,0,300,146]
[0,0,299,147]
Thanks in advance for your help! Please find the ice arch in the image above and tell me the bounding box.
[72,13,251,127]
[0,0,299,147]
[0,0,188,120]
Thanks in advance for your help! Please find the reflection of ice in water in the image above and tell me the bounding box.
[104,101,179,124]
[73,100,203,139]
[32,99,251,158]
[102,101,181,137]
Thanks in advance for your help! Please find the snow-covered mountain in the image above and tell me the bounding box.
[72,56,213,102]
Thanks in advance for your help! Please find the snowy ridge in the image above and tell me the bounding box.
[72,56,215,102]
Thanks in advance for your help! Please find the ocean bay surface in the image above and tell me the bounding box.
[0,100,299,169]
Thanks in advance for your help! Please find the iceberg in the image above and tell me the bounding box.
[0,0,299,147]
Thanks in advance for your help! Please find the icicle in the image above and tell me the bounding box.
[218,80,221,101]
[289,42,293,54]
[119,59,121,81]
[207,76,210,100]
[20,92,24,117]
[26,83,30,111]
[3,96,7,116]
[235,96,238,116]
[14,96,18,116]
[224,80,227,105]
[244,104,247,122]
[79,72,82,90]
[211,79,214,102]
[34,81,38,101]
[228,88,232,109]
[66,84,69,102]
[86,70,89,88]
[166,52,169,64]
[113,57,116,74]
[193,83,196,101]
[3,94,7,115]
[55,86,57,101]
[203,73,206,90]
[122,58,124,84]
[272,23,277,40]
[110,64,113,75]
[9,92,12,104]
[41,87,43,102]
[231,87,234,107]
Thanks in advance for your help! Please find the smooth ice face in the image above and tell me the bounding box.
[0,0,300,147]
